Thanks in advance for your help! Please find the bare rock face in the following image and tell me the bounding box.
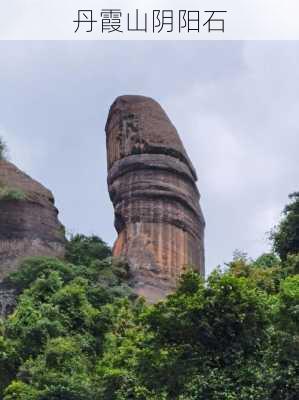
[0,160,66,282]
[0,281,16,318]
[106,95,205,302]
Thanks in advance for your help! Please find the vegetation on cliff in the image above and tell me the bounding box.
[0,138,7,161]
[0,186,26,202]
[0,195,298,400]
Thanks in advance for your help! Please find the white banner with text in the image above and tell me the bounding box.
[0,0,299,40]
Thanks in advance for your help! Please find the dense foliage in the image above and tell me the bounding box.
[272,192,299,260]
[0,187,26,201]
[65,234,112,266]
[0,197,298,399]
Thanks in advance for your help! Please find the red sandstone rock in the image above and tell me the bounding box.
[106,95,205,301]
[0,160,65,281]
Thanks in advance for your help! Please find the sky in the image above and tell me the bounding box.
[0,41,298,274]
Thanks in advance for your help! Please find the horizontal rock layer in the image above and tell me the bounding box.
[0,160,65,281]
[106,95,205,301]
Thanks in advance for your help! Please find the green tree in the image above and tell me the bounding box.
[65,234,112,266]
[0,221,298,400]
[228,252,283,294]
[0,236,132,399]
[269,275,299,400]
[96,271,273,399]
[0,136,7,160]
[272,192,299,260]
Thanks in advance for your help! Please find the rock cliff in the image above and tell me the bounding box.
[0,160,65,283]
[106,95,205,301]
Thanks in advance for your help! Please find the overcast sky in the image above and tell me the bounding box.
[0,41,298,274]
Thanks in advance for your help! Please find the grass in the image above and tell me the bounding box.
[0,186,27,201]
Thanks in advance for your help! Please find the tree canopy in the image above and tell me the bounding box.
[0,194,298,400]
[272,192,299,260]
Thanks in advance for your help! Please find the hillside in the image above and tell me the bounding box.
[0,192,298,399]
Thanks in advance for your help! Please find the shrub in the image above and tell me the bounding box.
[0,137,7,160]
[65,234,112,266]
[0,186,26,201]
[271,192,299,260]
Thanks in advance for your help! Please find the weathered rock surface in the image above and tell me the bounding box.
[106,95,205,301]
[0,281,16,318]
[0,160,66,282]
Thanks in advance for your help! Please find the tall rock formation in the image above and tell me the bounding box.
[106,95,205,301]
[0,160,65,286]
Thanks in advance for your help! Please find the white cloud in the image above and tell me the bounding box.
[0,41,298,274]
[162,41,299,270]
[0,126,46,181]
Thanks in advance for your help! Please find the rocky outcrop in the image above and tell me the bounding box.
[106,95,205,302]
[0,281,16,318]
[0,160,66,282]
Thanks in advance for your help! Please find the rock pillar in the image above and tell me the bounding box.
[106,95,205,301]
